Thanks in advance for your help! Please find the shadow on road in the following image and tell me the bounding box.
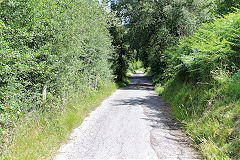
[121,73,154,91]
[114,95,179,131]
[118,73,199,158]
[119,73,180,131]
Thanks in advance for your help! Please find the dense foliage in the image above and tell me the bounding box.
[110,0,239,80]
[109,24,130,82]
[110,0,215,77]
[166,10,240,82]
[0,0,113,129]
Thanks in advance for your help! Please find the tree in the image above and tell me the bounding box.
[109,0,239,82]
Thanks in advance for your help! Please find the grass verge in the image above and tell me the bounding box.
[2,82,117,160]
[155,74,240,160]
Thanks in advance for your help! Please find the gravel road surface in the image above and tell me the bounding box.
[55,72,199,160]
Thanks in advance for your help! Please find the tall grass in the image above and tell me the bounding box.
[155,72,240,159]
[1,82,117,160]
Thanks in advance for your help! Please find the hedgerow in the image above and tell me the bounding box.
[0,0,113,131]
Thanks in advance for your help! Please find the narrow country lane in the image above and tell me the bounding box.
[55,72,199,160]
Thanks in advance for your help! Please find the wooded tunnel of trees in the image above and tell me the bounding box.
[0,0,240,159]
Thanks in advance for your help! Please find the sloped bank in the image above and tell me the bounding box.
[155,11,240,159]
[156,73,239,159]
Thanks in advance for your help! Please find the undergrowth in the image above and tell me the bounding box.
[127,61,145,75]
[1,82,117,160]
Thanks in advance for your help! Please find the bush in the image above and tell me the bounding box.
[0,0,113,129]
[166,10,240,82]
